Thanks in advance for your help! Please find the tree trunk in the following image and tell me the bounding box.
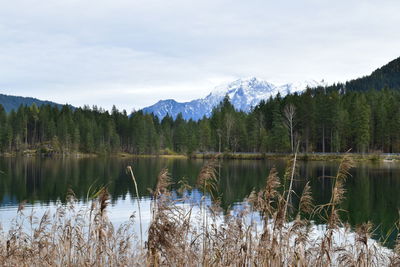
[305,127,309,153]
[322,125,325,153]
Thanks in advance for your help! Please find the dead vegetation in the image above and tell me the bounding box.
[0,154,399,266]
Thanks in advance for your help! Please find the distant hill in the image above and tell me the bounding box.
[327,57,400,92]
[0,93,63,112]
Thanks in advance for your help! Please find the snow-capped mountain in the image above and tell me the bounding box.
[142,77,325,120]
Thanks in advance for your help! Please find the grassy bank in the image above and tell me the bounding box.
[1,154,399,266]
[0,150,99,158]
[117,152,187,159]
[191,152,400,162]
[2,149,400,163]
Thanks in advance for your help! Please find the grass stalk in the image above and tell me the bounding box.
[283,141,299,221]
[127,165,143,247]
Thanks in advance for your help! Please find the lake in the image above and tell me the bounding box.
[0,156,399,245]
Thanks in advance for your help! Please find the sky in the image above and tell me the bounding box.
[0,0,399,111]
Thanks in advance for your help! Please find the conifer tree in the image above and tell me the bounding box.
[267,106,290,152]
[353,95,371,153]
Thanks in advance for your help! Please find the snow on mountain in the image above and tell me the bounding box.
[142,77,325,120]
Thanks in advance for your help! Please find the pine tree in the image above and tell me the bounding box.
[353,95,371,153]
[267,106,290,152]
[72,128,80,152]
[199,119,211,151]
[173,113,187,153]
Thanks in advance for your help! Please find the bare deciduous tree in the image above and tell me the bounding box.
[283,104,296,152]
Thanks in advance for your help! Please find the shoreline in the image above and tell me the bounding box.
[192,152,400,162]
[125,152,400,162]
[1,151,399,162]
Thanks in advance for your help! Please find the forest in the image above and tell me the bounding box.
[1,86,400,155]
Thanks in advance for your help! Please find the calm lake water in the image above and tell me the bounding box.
[1,157,400,244]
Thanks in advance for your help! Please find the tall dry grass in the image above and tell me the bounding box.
[0,188,144,266]
[1,154,400,266]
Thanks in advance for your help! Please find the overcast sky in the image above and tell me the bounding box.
[0,0,399,111]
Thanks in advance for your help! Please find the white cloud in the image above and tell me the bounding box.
[0,0,399,111]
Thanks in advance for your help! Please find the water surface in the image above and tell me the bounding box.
[1,157,399,244]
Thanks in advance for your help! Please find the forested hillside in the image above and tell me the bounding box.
[0,94,62,113]
[1,88,400,155]
[326,57,400,92]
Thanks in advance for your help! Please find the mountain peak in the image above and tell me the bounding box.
[156,99,177,104]
[210,77,275,97]
[142,77,324,120]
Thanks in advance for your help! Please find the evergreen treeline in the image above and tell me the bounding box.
[2,88,400,154]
